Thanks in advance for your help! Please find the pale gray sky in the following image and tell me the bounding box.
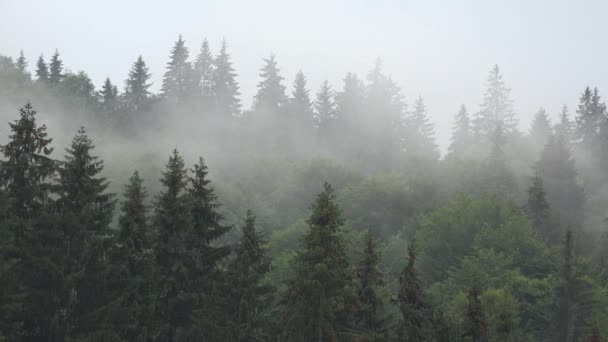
[2,0,607,148]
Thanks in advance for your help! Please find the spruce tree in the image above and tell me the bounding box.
[289,70,314,126]
[283,183,355,341]
[526,173,552,243]
[462,287,488,342]
[226,210,273,342]
[56,127,115,340]
[16,50,29,80]
[398,241,433,341]
[555,104,574,144]
[253,54,287,112]
[193,38,214,100]
[124,55,152,112]
[161,35,193,102]
[480,123,516,197]
[473,65,517,138]
[529,107,552,146]
[356,231,385,338]
[48,49,64,87]
[314,80,335,132]
[99,77,119,116]
[211,39,241,116]
[35,54,49,83]
[403,96,439,161]
[448,104,472,159]
[575,87,606,146]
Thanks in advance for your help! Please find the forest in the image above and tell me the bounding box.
[0,35,608,341]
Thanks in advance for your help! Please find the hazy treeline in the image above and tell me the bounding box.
[1,36,608,341]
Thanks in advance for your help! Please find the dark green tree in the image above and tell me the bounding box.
[289,70,314,126]
[226,210,273,342]
[448,104,472,159]
[526,173,552,243]
[211,39,241,116]
[355,231,385,338]
[193,38,214,101]
[35,54,49,83]
[575,87,605,146]
[161,35,193,102]
[462,287,488,342]
[48,49,64,87]
[253,54,287,112]
[99,77,119,116]
[16,50,29,79]
[473,65,517,138]
[398,241,433,341]
[124,55,152,112]
[314,80,335,133]
[283,183,355,341]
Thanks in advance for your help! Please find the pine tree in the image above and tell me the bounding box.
[107,170,152,341]
[335,72,366,125]
[99,77,119,116]
[161,35,193,102]
[48,49,64,87]
[481,123,516,197]
[35,54,49,83]
[356,231,385,338]
[448,105,472,158]
[555,104,574,143]
[226,210,273,342]
[124,55,152,112]
[474,65,517,138]
[289,70,314,126]
[211,39,241,116]
[56,127,115,340]
[398,241,433,341]
[151,149,192,341]
[575,87,606,146]
[16,50,29,79]
[462,287,488,342]
[283,183,355,341]
[193,38,214,100]
[535,134,584,232]
[526,173,552,243]
[403,96,439,161]
[529,107,552,146]
[254,54,287,112]
[314,80,335,132]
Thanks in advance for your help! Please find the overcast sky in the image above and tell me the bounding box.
[2,0,607,149]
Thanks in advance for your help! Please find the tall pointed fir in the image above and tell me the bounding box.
[124,55,152,112]
[314,80,336,135]
[403,96,439,161]
[448,105,472,159]
[283,183,355,341]
[529,107,552,147]
[555,104,574,144]
[356,231,386,338]
[335,73,366,161]
[16,50,30,81]
[0,103,56,340]
[56,127,115,340]
[106,170,152,341]
[48,49,64,87]
[35,54,49,83]
[535,134,584,233]
[211,39,241,116]
[253,54,287,112]
[193,38,214,102]
[99,77,119,118]
[398,241,433,341]
[526,174,552,243]
[161,35,193,103]
[151,149,192,341]
[289,70,314,127]
[575,87,606,147]
[480,123,516,197]
[226,210,273,342]
[473,65,517,138]
[462,287,488,342]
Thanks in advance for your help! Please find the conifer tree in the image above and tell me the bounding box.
[335,72,366,125]
[254,54,287,112]
[193,38,214,100]
[56,127,115,339]
[480,123,516,197]
[48,49,64,87]
[283,183,355,341]
[99,77,119,116]
[462,287,488,342]
[35,54,49,83]
[356,231,385,338]
[526,173,552,243]
[403,96,439,161]
[161,35,193,102]
[124,55,152,112]
[16,50,29,80]
[448,105,472,159]
[289,70,314,126]
[575,87,606,146]
[226,210,273,342]
[314,80,335,132]
[211,39,241,116]
[555,104,574,143]
[529,107,552,146]
[473,65,517,138]
[535,134,584,232]
[398,241,433,341]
